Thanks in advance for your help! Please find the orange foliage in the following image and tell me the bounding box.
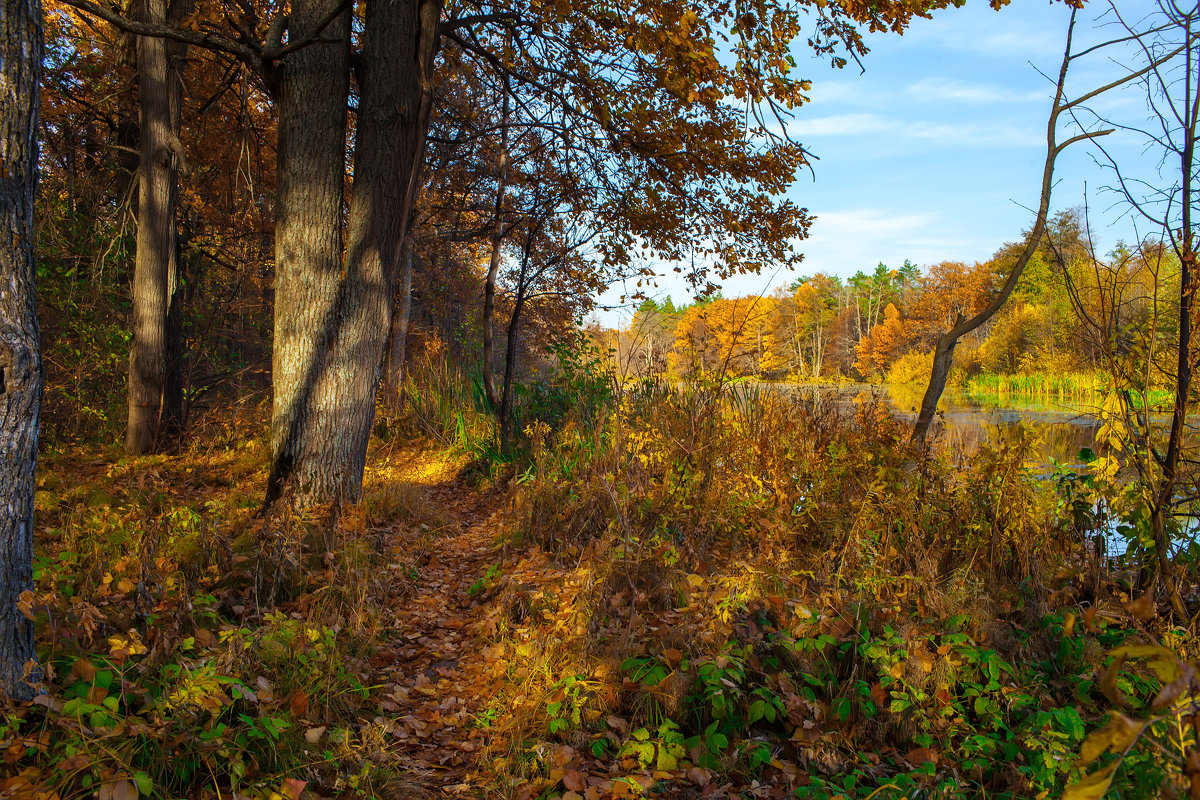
[907,260,995,341]
[854,302,907,378]
[672,296,775,377]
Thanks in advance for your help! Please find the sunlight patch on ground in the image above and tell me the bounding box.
[368,443,466,488]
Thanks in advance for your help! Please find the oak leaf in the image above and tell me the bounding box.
[280,778,306,800]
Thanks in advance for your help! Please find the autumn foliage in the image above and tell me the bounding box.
[611,214,1160,399]
[9,0,1200,797]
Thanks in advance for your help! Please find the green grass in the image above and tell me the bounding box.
[965,370,1103,399]
[965,371,1177,410]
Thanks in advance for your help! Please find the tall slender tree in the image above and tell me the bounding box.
[0,0,45,699]
[910,9,1170,443]
[126,0,193,454]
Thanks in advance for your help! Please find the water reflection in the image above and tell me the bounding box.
[775,382,1101,465]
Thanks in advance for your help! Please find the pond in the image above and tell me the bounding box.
[773,382,1101,466]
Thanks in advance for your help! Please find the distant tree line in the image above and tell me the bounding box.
[605,210,1180,391]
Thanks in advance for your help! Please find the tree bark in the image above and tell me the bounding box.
[0,0,44,699]
[265,0,352,506]
[1151,115,1196,620]
[266,0,440,507]
[126,0,190,454]
[499,288,525,448]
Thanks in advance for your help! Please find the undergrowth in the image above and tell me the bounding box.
[8,349,1198,799]
[3,411,453,799]
[467,378,1188,799]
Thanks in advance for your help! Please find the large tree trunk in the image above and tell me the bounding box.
[267,0,440,507]
[126,0,189,454]
[264,0,352,506]
[0,0,44,699]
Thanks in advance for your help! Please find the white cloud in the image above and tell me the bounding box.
[785,114,1042,148]
[906,121,1043,147]
[786,113,896,137]
[810,208,941,240]
[905,77,1045,104]
[797,207,961,274]
[884,12,1067,59]
[804,80,882,107]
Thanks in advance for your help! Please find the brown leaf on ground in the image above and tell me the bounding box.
[1124,589,1156,622]
[288,691,309,716]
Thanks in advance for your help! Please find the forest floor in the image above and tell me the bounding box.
[365,447,510,794]
[17,409,1179,800]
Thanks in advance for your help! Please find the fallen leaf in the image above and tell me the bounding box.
[905,747,937,765]
[1153,661,1195,711]
[1064,763,1119,800]
[280,778,306,800]
[72,659,97,682]
[98,778,138,800]
[1124,589,1156,622]
[563,770,587,792]
[1077,712,1144,768]
[289,691,309,716]
[17,591,35,622]
[1100,653,1127,707]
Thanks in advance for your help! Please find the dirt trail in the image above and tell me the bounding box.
[368,459,509,794]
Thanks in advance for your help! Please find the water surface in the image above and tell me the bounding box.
[777,382,1101,465]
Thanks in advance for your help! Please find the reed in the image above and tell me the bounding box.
[966,370,1103,401]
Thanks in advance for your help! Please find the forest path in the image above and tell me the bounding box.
[365,448,512,796]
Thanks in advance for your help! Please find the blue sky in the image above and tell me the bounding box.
[595,0,1162,324]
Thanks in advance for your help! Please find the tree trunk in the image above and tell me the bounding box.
[912,11,1099,444]
[266,0,441,507]
[384,241,414,401]
[265,0,352,506]
[126,0,189,454]
[496,217,547,449]
[1150,223,1195,621]
[499,290,526,449]
[0,0,44,699]
[910,327,959,442]
[1149,4,1198,620]
[482,77,510,410]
